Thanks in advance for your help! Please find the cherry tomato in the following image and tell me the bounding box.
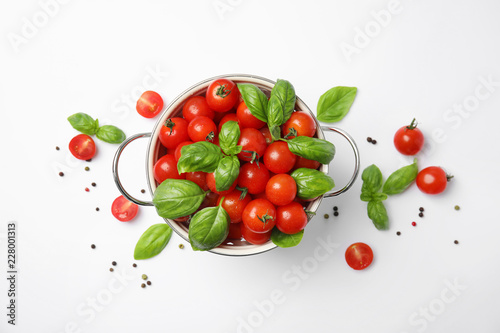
[394,118,425,155]
[213,110,232,125]
[111,195,139,222]
[237,162,270,194]
[136,91,163,118]
[188,116,217,142]
[206,79,240,112]
[218,113,241,133]
[206,172,237,196]
[345,242,374,270]
[242,199,276,233]
[265,174,297,206]
[182,96,215,122]
[217,190,252,223]
[69,134,96,160]
[173,215,190,223]
[416,166,450,194]
[259,127,272,145]
[237,128,267,162]
[237,101,265,129]
[153,154,185,183]
[159,117,189,149]
[186,171,208,191]
[293,156,320,170]
[199,191,220,210]
[263,141,297,174]
[282,111,316,139]
[241,222,272,245]
[174,141,194,161]
[227,222,243,240]
[276,202,308,234]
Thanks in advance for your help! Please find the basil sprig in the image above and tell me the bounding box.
[360,164,389,230]
[219,121,242,155]
[153,179,206,219]
[290,168,335,200]
[134,223,172,260]
[177,141,222,174]
[67,112,126,144]
[284,136,335,165]
[271,228,304,248]
[383,158,418,195]
[214,155,240,192]
[237,83,268,123]
[317,86,357,123]
[189,202,230,251]
[367,201,389,231]
[361,164,383,197]
[267,79,296,141]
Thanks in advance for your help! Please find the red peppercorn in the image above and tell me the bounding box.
[412,222,417,227]
[85,187,90,192]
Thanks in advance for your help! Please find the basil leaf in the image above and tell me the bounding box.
[219,121,240,155]
[269,79,296,124]
[361,164,383,194]
[189,204,230,251]
[95,125,126,144]
[237,83,268,123]
[286,136,336,164]
[317,86,357,123]
[360,192,373,202]
[153,179,206,219]
[177,141,222,174]
[383,158,418,195]
[271,228,304,248]
[373,192,388,201]
[290,168,335,200]
[67,112,99,135]
[214,156,240,192]
[134,223,172,260]
[367,200,389,230]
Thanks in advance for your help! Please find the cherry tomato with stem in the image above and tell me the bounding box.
[345,242,374,270]
[159,117,189,149]
[237,128,267,163]
[282,111,316,139]
[394,118,425,155]
[276,201,308,234]
[265,174,297,206]
[111,195,139,222]
[206,79,240,112]
[242,199,276,233]
[416,166,452,194]
[259,127,272,146]
[263,141,297,174]
[237,162,270,194]
[69,134,96,160]
[188,116,217,142]
[182,96,215,122]
[153,154,185,183]
[136,91,163,118]
[217,189,252,223]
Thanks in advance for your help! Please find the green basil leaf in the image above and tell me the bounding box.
[361,164,383,194]
[367,200,389,230]
[360,192,373,202]
[383,158,418,195]
[317,86,357,123]
[269,79,296,124]
[67,112,98,135]
[134,223,172,260]
[214,156,240,192]
[219,121,240,155]
[153,179,206,219]
[290,168,335,200]
[286,136,336,164]
[177,141,222,174]
[237,83,268,123]
[189,204,230,251]
[372,192,388,201]
[95,125,126,144]
[271,228,304,248]
[226,145,243,155]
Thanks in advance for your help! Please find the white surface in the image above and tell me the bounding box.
[1,0,500,332]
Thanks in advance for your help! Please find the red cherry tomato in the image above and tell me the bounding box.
[218,113,241,133]
[217,190,252,223]
[206,172,237,196]
[242,199,276,233]
[159,117,189,149]
[136,91,163,118]
[153,154,185,183]
[345,242,374,270]
[199,191,220,210]
[416,166,450,194]
[241,222,272,245]
[227,222,243,240]
[293,156,320,170]
[69,134,96,160]
[276,201,308,234]
[174,141,194,161]
[265,174,297,206]
[185,171,208,191]
[259,127,272,145]
[236,101,266,129]
[173,215,190,223]
[182,96,215,122]
[237,162,270,194]
[237,128,267,162]
[282,111,316,139]
[394,119,425,155]
[206,79,240,112]
[263,141,297,174]
[188,116,217,142]
[111,195,139,222]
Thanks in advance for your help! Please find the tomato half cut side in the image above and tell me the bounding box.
[111,195,139,222]
[69,134,96,160]
[345,242,373,270]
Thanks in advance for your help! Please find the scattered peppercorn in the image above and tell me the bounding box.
[109,268,114,272]
[133,263,137,268]
[91,182,96,187]
[147,281,151,286]
[179,244,184,249]
[58,172,64,177]
[56,146,60,150]
[333,206,338,211]
[396,231,401,236]
[367,137,372,143]
[454,240,459,244]
[372,140,377,144]
[112,261,117,266]
[333,211,339,217]
[412,222,417,227]
[141,189,146,194]
[454,205,460,211]
[85,187,90,192]
[85,166,90,171]
[419,207,424,212]
[96,207,100,211]
[419,212,424,217]
[141,283,146,288]
[142,274,148,280]
[324,214,329,219]
[91,244,96,249]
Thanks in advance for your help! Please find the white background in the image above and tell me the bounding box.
[1,0,500,332]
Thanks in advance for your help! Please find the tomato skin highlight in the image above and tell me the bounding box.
[69,134,96,160]
[111,195,139,222]
[206,79,240,112]
[188,116,217,142]
[416,166,448,194]
[263,141,297,174]
[182,96,215,122]
[393,121,425,155]
[153,154,185,183]
[345,242,374,270]
[282,111,316,139]
[265,174,297,206]
[276,202,308,234]
[238,162,270,194]
[159,117,189,149]
[136,91,163,118]
[242,199,276,233]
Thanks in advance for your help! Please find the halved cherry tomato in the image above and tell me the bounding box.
[188,116,217,142]
[241,222,272,245]
[263,141,296,174]
[69,134,96,160]
[394,119,425,155]
[345,242,374,270]
[153,154,185,183]
[265,174,297,206]
[206,79,240,112]
[182,96,215,122]
[282,111,316,139]
[237,101,265,129]
[416,166,450,194]
[237,162,270,194]
[159,117,189,149]
[237,128,267,162]
[276,201,308,234]
[111,195,139,222]
[242,199,276,233]
[136,91,163,118]
[217,189,252,223]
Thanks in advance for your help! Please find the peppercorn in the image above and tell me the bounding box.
[333,206,338,211]
[91,182,96,187]
[396,231,401,236]
[85,187,89,192]
[59,172,64,177]
[333,211,339,217]
[109,268,114,272]
[372,140,377,144]
[454,240,459,244]
[412,222,417,227]
[96,207,100,211]
[141,189,146,194]
[324,214,329,219]
[112,261,117,266]
[141,283,146,288]
[133,263,137,268]
[142,274,148,280]
[454,205,460,211]
[367,137,372,143]
[147,281,151,286]
[91,244,96,249]
[418,212,424,217]
[179,244,184,249]
[56,146,60,151]
[85,166,90,171]
[419,207,424,212]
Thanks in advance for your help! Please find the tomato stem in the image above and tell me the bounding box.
[164,118,175,135]
[406,118,418,130]
[215,83,230,98]
[242,150,260,166]
[205,131,215,142]
[283,127,297,139]
[257,211,274,225]
[235,186,249,200]
[446,174,454,182]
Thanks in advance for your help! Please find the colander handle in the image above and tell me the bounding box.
[321,126,360,197]
[112,133,154,206]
